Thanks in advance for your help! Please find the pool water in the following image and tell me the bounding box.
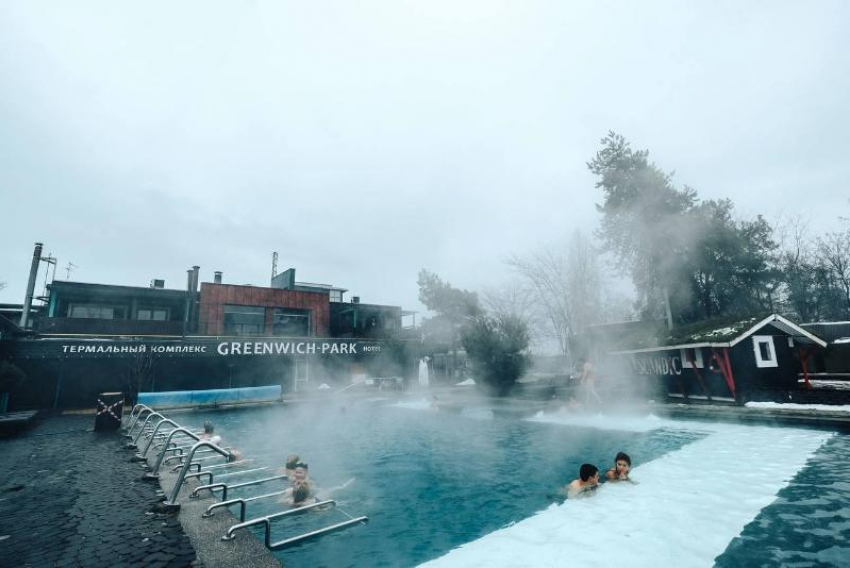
[191,401,703,567]
[715,434,850,567]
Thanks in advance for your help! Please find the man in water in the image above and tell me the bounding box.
[578,358,603,406]
[200,421,245,463]
[606,452,631,482]
[199,421,222,445]
[566,463,600,499]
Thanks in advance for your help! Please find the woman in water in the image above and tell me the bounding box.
[606,451,631,481]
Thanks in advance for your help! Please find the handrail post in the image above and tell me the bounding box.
[125,404,151,429]
[139,418,181,457]
[162,441,232,511]
[130,412,164,447]
[125,406,154,438]
[144,427,202,480]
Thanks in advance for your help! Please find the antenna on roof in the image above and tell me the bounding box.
[271,251,278,281]
[65,262,77,280]
[39,252,57,300]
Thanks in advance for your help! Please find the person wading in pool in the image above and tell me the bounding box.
[578,358,603,406]
[278,454,301,478]
[566,463,600,499]
[279,462,316,504]
[606,452,632,482]
[200,421,244,463]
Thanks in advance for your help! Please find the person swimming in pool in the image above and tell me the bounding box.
[566,463,600,499]
[200,421,245,463]
[277,454,301,478]
[290,480,318,508]
[606,451,631,482]
[199,421,222,445]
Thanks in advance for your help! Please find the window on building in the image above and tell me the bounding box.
[272,308,310,336]
[753,335,778,368]
[137,308,169,321]
[224,305,265,336]
[68,304,124,319]
[681,347,703,368]
[329,290,343,302]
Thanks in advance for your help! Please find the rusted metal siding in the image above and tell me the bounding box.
[198,283,330,336]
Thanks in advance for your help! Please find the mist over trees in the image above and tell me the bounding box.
[588,131,849,325]
[417,269,529,394]
[505,231,611,361]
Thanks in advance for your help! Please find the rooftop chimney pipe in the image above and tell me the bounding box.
[20,242,43,328]
[186,268,194,292]
[214,271,222,284]
[192,266,200,292]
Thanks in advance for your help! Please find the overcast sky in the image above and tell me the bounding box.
[1,0,848,315]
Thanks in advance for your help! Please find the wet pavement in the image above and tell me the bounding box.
[0,414,200,567]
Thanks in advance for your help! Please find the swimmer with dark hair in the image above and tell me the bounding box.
[200,421,222,445]
[566,463,600,499]
[277,454,300,478]
[606,452,631,482]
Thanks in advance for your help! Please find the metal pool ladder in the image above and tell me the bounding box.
[221,500,368,550]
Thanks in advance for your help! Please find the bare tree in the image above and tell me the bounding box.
[481,278,547,350]
[124,350,158,405]
[817,229,850,316]
[506,230,603,364]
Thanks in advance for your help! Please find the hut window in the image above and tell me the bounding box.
[681,348,703,368]
[753,335,778,368]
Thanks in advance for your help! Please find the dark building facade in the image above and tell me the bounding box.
[0,264,414,411]
[606,314,829,404]
[37,281,189,336]
[198,283,331,337]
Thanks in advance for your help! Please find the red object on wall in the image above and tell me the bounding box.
[198,283,330,337]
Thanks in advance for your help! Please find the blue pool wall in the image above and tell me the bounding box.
[138,385,281,408]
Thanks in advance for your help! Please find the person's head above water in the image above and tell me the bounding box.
[579,463,599,483]
[203,421,214,435]
[285,455,300,470]
[615,452,631,467]
[292,462,309,482]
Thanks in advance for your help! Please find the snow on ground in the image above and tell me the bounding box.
[394,398,432,410]
[745,401,850,413]
[527,409,673,433]
[421,413,832,568]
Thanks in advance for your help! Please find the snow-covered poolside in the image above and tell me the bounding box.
[421,411,832,568]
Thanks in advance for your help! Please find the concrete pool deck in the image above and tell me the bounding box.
[0,414,200,567]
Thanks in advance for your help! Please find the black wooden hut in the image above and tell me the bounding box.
[607,314,828,405]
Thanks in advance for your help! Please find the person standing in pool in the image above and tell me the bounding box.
[566,463,600,499]
[606,452,632,482]
[578,358,603,406]
[277,454,301,478]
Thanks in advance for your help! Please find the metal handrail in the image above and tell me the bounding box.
[270,517,368,550]
[164,441,232,507]
[223,501,368,549]
[148,427,202,477]
[132,412,165,445]
[222,500,337,543]
[197,461,253,472]
[203,489,289,522]
[184,471,214,486]
[140,418,182,457]
[217,467,268,479]
[125,404,154,433]
[170,453,230,472]
[163,447,231,465]
[125,406,155,438]
[190,474,287,500]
